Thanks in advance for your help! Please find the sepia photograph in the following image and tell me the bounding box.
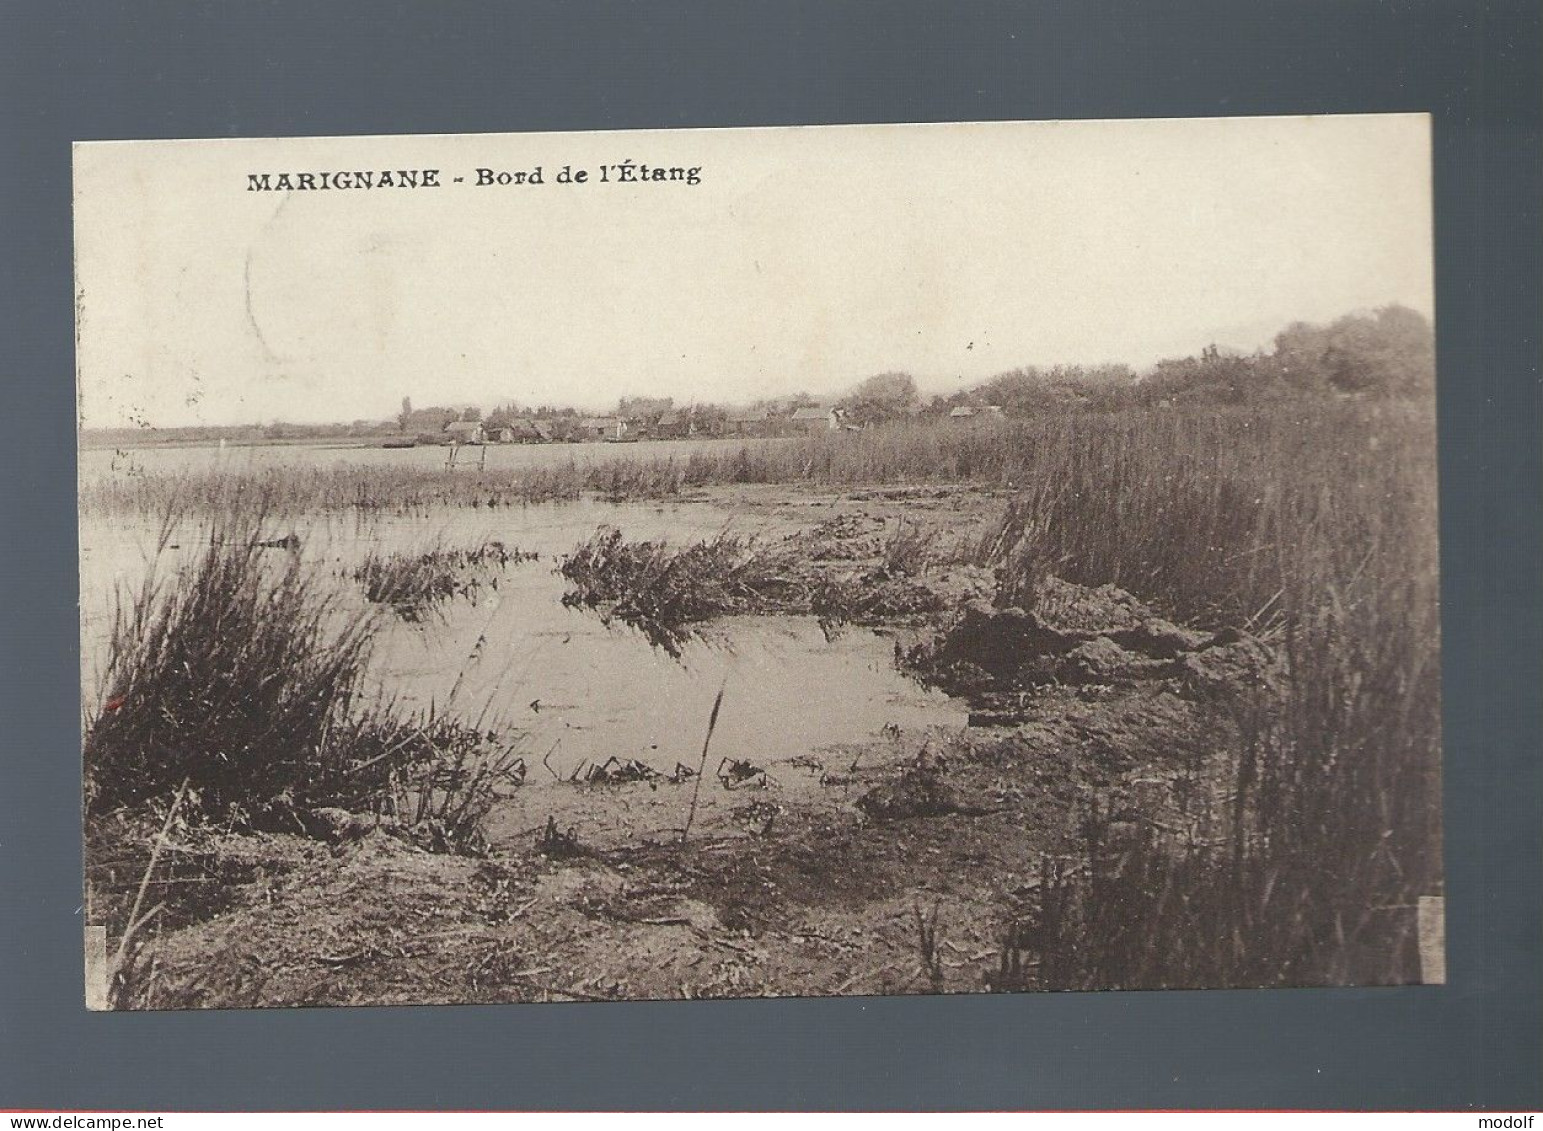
[74,115,1442,1010]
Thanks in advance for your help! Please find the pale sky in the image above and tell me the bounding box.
[74,115,1433,428]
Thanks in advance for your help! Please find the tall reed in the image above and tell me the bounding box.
[985,402,1441,987]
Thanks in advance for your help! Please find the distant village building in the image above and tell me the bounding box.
[790,406,843,435]
[725,409,770,437]
[579,416,627,442]
[655,410,690,440]
[484,417,545,443]
[402,407,459,436]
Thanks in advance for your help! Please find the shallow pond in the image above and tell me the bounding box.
[78,493,966,839]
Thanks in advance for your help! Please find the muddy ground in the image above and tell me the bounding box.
[98,484,1269,1008]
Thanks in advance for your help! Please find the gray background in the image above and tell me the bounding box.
[2,0,1538,1111]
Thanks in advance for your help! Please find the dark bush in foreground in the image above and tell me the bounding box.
[85,524,377,815]
[84,519,524,846]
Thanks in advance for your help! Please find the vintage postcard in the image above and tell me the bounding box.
[75,116,1442,1008]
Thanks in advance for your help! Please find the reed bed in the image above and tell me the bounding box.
[981,401,1441,988]
[82,403,1421,520]
[79,455,691,519]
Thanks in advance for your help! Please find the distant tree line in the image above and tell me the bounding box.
[924,304,1435,418]
[81,306,1434,447]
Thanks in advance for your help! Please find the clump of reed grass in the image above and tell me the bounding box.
[559,523,955,654]
[352,541,535,622]
[84,510,524,844]
[84,508,533,1003]
[364,714,526,856]
[881,521,943,577]
[559,527,812,656]
[84,513,377,816]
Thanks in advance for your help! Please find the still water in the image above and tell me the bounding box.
[78,453,965,799]
[78,436,782,477]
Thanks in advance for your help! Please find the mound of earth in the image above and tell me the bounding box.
[903,579,1274,711]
